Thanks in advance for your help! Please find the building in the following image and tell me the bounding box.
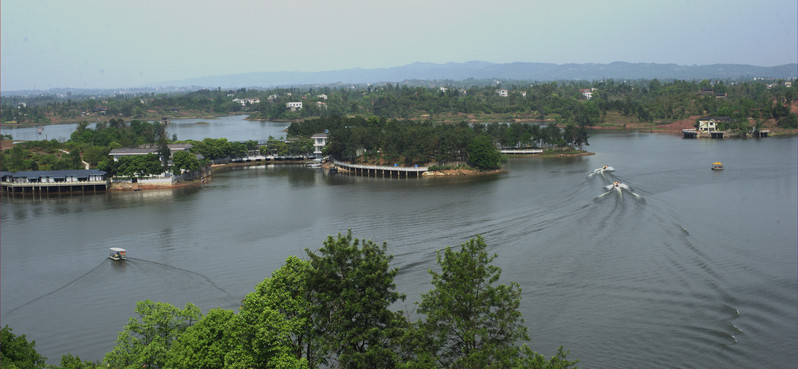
[317,94,328,100]
[109,143,194,162]
[496,89,508,97]
[311,133,328,157]
[232,98,260,106]
[580,89,593,99]
[286,101,303,111]
[1,169,108,195]
[698,116,733,132]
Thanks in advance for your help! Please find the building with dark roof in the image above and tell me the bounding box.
[1,169,108,195]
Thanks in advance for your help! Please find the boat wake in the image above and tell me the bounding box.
[6,259,107,315]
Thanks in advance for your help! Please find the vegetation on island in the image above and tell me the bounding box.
[287,116,588,171]
[1,233,578,369]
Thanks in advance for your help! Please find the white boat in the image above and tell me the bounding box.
[591,165,615,175]
[109,247,127,261]
[605,181,629,191]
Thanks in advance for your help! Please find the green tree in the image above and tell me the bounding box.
[104,300,201,369]
[165,308,238,369]
[0,325,47,369]
[306,231,407,369]
[467,135,503,170]
[116,154,164,177]
[55,353,104,369]
[412,236,529,369]
[171,150,201,174]
[235,256,313,368]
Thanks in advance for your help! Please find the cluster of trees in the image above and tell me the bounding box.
[0,141,85,172]
[1,233,577,369]
[288,116,587,169]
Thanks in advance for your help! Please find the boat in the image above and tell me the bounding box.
[711,162,724,170]
[591,165,615,174]
[109,247,127,261]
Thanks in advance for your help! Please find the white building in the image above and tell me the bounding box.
[232,98,260,106]
[286,101,303,111]
[496,89,508,97]
[311,133,328,157]
[580,89,593,99]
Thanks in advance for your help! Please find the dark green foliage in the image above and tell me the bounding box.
[0,325,47,369]
[235,256,313,368]
[54,353,104,369]
[165,309,238,369]
[410,236,528,369]
[306,231,407,369]
[69,119,166,148]
[104,300,201,369]
[115,153,164,177]
[171,150,201,174]
[467,135,503,170]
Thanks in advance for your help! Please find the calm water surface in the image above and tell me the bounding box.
[1,118,796,368]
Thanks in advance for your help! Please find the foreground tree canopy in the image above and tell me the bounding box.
[2,233,577,369]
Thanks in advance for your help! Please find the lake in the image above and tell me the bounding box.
[1,116,796,368]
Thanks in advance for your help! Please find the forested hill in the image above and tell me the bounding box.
[159,61,798,89]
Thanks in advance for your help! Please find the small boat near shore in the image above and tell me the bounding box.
[711,162,724,170]
[109,247,127,261]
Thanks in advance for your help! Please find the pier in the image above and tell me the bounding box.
[1,170,108,196]
[333,161,428,178]
[500,149,543,155]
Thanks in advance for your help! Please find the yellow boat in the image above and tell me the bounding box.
[711,162,723,170]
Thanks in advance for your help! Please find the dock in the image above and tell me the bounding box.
[333,161,428,178]
[500,149,543,155]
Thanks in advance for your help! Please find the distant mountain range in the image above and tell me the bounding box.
[4,62,796,96]
[160,61,797,89]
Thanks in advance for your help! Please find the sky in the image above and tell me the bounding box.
[2,0,796,91]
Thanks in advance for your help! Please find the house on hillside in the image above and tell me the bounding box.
[496,89,508,97]
[580,89,593,99]
[286,101,303,111]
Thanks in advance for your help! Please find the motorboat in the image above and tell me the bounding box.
[605,181,629,191]
[711,162,723,170]
[109,247,127,261]
[592,165,615,174]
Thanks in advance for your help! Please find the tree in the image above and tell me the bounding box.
[104,300,201,369]
[412,236,529,369]
[55,353,104,369]
[306,231,407,369]
[116,154,164,177]
[171,150,201,174]
[467,135,503,170]
[0,325,47,369]
[235,256,313,368]
[165,308,238,369]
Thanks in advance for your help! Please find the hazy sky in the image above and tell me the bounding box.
[2,0,796,90]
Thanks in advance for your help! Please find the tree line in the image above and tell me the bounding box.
[1,233,577,369]
[3,79,795,129]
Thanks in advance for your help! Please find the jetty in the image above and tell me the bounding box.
[333,161,428,178]
[500,148,543,155]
